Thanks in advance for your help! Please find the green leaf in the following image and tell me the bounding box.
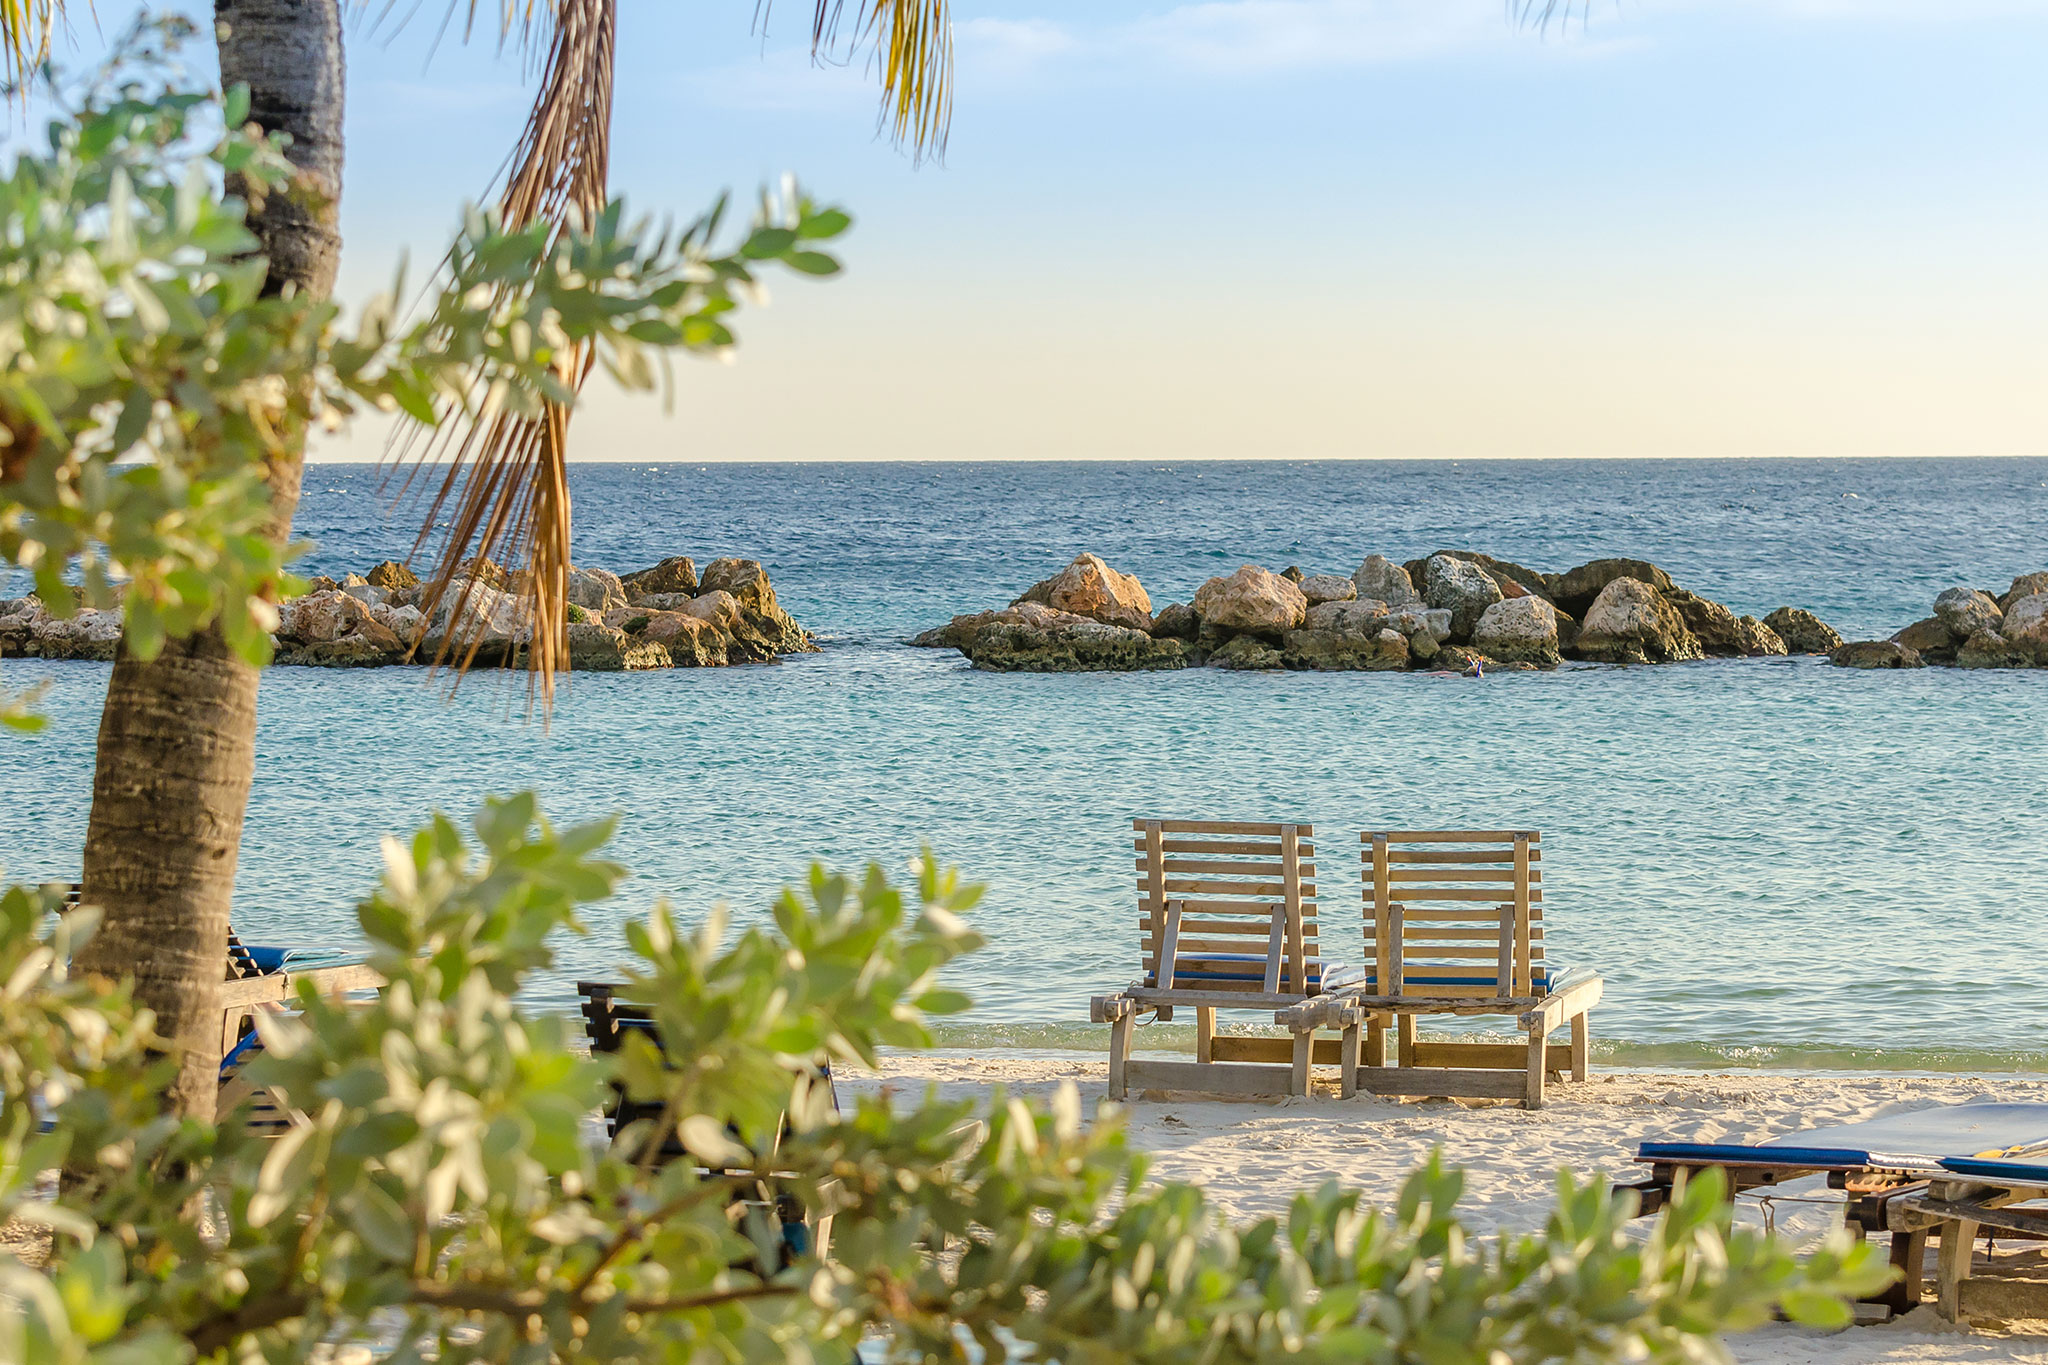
[784,251,841,277]
[797,209,852,240]
[347,1183,417,1263]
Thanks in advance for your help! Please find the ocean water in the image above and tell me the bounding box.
[4,459,2047,1072]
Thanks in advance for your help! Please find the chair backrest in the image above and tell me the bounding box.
[1361,830,1543,999]
[1133,819,1318,998]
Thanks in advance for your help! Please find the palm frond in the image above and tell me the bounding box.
[389,0,614,708]
[1509,0,1597,32]
[794,0,953,163]
[0,0,64,90]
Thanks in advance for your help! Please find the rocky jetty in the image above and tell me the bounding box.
[0,555,815,672]
[913,550,1837,675]
[1831,573,2048,670]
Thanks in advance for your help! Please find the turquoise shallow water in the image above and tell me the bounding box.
[4,459,2047,1071]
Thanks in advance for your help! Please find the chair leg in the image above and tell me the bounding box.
[1290,1028,1313,1098]
[1937,1218,1979,1323]
[1339,1019,1361,1099]
[1524,1025,1549,1110]
[1570,1011,1591,1082]
[1366,1013,1388,1067]
[1196,1006,1214,1064]
[1108,1010,1134,1101]
[1888,1229,1928,1313]
[1396,1013,1417,1067]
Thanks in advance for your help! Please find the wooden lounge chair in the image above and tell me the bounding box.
[1277,830,1601,1109]
[1894,1152,2048,1323]
[1090,819,1327,1100]
[577,980,836,1263]
[1624,1103,2048,1318]
[50,883,382,1134]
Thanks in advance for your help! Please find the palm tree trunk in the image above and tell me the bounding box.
[73,0,344,1124]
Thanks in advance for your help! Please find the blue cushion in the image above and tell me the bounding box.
[1640,1103,2048,1172]
[1150,952,1321,988]
[1938,1155,2048,1185]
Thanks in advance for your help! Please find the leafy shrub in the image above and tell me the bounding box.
[0,795,1886,1362]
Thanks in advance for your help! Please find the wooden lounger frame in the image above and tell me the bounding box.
[1894,1172,2048,1323]
[215,963,388,1132]
[1623,1158,1936,1315]
[1091,819,1321,1100]
[1274,830,1602,1110]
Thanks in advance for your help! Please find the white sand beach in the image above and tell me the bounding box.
[843,1054,2048,1364]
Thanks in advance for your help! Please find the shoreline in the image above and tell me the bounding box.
[843,1055,2048,1362]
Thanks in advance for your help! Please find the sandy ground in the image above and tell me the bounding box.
[843,1053,2048,1364]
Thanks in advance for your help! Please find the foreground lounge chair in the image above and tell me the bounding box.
[1893,1153,2048,1323]
[1624,1102,2048,1315]
[1090,819,1323,1100]
[577,980,837,1263]
[52,882,381,1134]
[1276,830,1601,1109]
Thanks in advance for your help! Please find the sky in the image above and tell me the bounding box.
[37,1,2048,460]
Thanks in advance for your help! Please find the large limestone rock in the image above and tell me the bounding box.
[948,602,1185,672]
[567,567,629,613]
[1352,555,1422,608]
[699,558,815,658]
[1666,589,1786,658]
[1404,551,1553,603]
[1297,574,1356,607]
[371,602,424,641]
[2004,593,2048,661]
[1387,606,1452,661]
[1282,626,1408,671]
[1013,553,1154,631]
[2000,573,2048,615]
[365,560,418,591]
[20,605,124,661]
[1305,599,1389,633]
[275,590,404,666]
[1763,608,1842,655]
[1420,554,1502,642]
[621,556,699,602]
[1890,618,1956,663]
[419,578,529,665]
[1150,602,1199,642]
[1554,559,1676,618]
[566,621,671,671]
[1572,579,1702,665]
[1933,588,2003,641]
[679,590,742,634]
[643,612,730,667]
[1957,631,2030,670]
[1206,633,1284,670]
[1471,597,1561,667]
[1831,640,1924,669]
[1191,566,1307,636]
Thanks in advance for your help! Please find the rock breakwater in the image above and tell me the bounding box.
[913,551,1843,674]
[0,556,816,672]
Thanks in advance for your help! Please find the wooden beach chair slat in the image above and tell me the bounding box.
[1134,818,1315,836]
[1380,848,1542,865]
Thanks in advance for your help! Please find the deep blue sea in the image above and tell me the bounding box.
[5,459,2048,1071]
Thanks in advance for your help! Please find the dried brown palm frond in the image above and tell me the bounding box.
[1510,0,1600,32]
[0,0,65,90]
[385,0,613,708]
[786,0,954,162]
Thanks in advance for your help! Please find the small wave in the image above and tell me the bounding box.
[926,1020,2048,1076]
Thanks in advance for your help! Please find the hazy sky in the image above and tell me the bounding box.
[52,2,2048,459]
